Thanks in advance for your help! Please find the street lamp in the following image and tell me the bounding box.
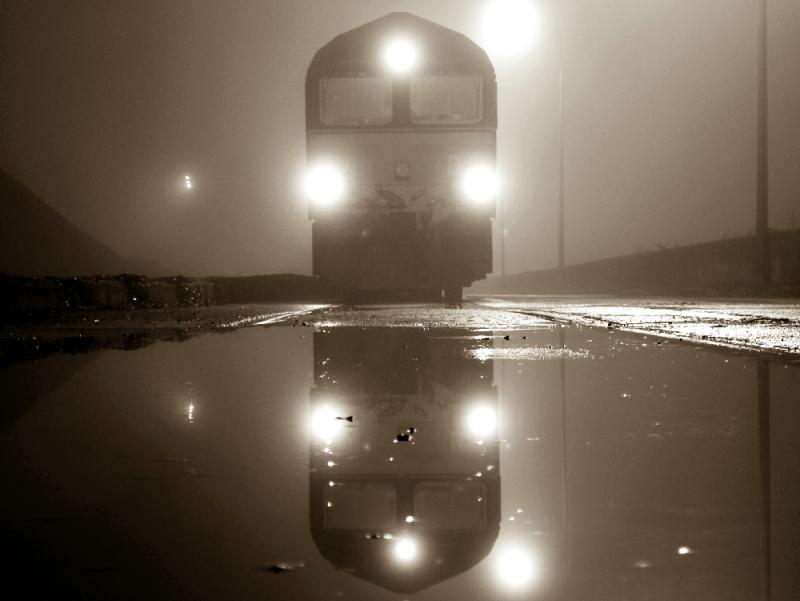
[479,2,565,285]
[478,0,541,278]
[479,0,540,59]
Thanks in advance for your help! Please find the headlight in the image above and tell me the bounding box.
[460,164,498,205]
[383,38,419,74]
[304,164,347,208]
[465,404,497,439]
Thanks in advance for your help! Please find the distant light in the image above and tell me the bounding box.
[479,0,540,59]
[183,174,194,190]
[186,402,195,423]
[677,546,692,555]
[405,515,415,523]
[466,404,497,439]
[493,544,538,591]
[383,38,419,74]
[392,537,419,564]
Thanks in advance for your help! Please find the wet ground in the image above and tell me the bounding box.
[474,296,800,356]
[1,302,799,600]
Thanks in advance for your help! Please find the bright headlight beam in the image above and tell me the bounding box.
[383,38,418,74]
[461,164,498,205]
[304,164,347,208]
[479,0,540,59]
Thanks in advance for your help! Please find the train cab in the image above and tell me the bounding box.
[305,13,498,304]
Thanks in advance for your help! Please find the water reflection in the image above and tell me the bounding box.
[0,321,798,600]
[308,328,501,594]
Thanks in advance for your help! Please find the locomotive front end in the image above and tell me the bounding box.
[305,13,497,303]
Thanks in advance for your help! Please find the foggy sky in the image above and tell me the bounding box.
[1,0,798,276]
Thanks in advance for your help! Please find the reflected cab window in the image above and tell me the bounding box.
[324,482,396,530]
[410,74,483,125]
[414,481,486,529]
[320,75,393,126]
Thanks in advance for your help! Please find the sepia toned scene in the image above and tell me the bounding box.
[1,1,799,599]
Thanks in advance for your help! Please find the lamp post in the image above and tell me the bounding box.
[479,0,540,280]
[557,29,565,290]
[756,0,770,287]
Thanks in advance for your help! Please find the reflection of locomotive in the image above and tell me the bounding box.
[308,328,500,594]
[304,13,498,304]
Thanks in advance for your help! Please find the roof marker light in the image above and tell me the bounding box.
[383,38,419,74]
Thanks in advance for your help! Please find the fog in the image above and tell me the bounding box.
[1,0,798,277]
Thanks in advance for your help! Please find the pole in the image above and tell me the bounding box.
[501,202,507,277]
[756,0,771,286]
[557,28,565,291]
[757,360,771,600]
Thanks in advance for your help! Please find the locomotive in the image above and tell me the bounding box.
[305,13,497,304]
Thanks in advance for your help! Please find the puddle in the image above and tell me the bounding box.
[1,321,798,600]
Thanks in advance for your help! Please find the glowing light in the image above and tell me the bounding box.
[382,37,419,74]
[466,404,497,439]
[460,164,498,205]
[310,404,345,442]
[186,402,195,424]
[677,546,692,555]
[304,164,347,208]
[493,544,538,591]
[392,537,419,564]
[479,0,540,59]
[405,515,415,523]
[183,174,194,190]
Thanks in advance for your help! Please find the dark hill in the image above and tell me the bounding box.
[0,169,166,276]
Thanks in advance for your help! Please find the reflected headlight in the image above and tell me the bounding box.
[466,404,497,439]
[310,404,345,442]
[392,536,420,565]
[493,543,539,591]
[460,164,498,205]
[304,163,347,208]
